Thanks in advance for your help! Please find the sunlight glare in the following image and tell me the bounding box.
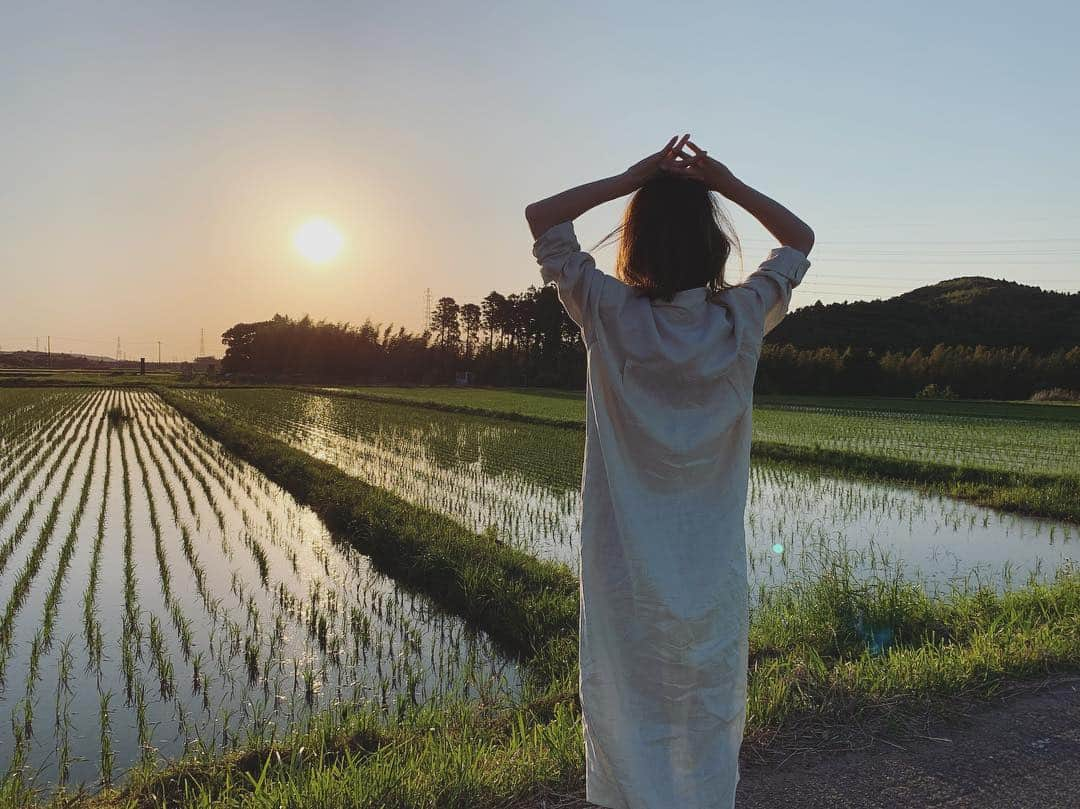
[292,218,344,264]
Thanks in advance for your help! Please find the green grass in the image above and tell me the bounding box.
[320,385,587,426]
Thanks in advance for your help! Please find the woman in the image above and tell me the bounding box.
[525,134,814,809]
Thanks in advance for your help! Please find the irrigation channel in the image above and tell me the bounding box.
[177,388,1078,601]
[0,389,519,790]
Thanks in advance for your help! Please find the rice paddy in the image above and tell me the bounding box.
[174,388,1078,599]
[0,389,518,792]
[3,384,1079,805]
[326,386,1080,476]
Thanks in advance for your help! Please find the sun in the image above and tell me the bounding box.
[292,218,344,264]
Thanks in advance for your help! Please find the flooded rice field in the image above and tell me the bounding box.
[179,389,1079,600]
[0,389,518,789]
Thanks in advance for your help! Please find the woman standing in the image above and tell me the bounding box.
[525,134,814,809]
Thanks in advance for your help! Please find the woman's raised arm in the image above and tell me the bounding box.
[524,135,690,240]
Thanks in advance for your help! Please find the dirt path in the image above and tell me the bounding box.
[511,674,1080,809]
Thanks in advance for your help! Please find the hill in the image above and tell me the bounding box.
[768,277,1080,353]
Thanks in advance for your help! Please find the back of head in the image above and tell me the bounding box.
[603,176,739,302]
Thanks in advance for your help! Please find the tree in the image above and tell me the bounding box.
[461,303,482,359]
[432,297,461,350]
[482,291,507,350]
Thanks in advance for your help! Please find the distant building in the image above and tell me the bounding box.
[191,355,218,373]
[455,370,474,386]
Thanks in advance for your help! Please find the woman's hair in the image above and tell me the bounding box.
[594,175,740,301]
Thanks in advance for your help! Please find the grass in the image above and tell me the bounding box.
[318,385,587,427]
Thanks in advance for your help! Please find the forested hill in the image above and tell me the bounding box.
[768,277,1080,352]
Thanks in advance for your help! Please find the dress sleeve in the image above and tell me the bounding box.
[532,221,605,343]
[738,245,811,337]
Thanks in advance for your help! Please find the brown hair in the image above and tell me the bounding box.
[595,175,740,301]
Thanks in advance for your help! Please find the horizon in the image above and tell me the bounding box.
[4,2,1079,361]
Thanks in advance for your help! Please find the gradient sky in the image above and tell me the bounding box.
[3,1,1078,361]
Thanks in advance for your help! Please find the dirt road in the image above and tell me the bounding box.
[513,674,1080,809]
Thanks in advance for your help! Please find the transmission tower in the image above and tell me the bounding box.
[116,337,121,361]
[199,328,205,356]
[423,288,432,331]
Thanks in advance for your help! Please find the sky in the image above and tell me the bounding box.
[2,1,1078,361]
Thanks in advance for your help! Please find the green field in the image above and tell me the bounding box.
[323,386,1080,476]
[321,385,588,424]
[2,384,1079,809]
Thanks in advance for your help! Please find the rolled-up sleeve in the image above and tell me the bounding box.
[532,221,605,343]
[740,245,811,337]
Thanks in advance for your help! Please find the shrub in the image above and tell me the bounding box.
[1030,388,1080,402]
[915,383,958,400]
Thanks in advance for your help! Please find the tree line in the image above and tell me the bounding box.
[220,286,1080,399]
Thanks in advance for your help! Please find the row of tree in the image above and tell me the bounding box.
[220,289,1080,399]
[755,344,1080,399]
[221,284,584,387]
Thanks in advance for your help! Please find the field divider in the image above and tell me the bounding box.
[301,386,586,429]
[156,388,581,697]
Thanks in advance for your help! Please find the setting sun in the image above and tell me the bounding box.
[292,218,344,264]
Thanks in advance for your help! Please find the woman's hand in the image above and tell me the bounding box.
[661,141,814,254]
[525,134,693,239]
[659,140,743,197]
[624,134,691,187]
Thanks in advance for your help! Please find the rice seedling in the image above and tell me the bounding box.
[98,689,114,789]
[54,637,75,784]
[81,409,112,673]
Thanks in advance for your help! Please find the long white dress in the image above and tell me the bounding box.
[533,221,810,809]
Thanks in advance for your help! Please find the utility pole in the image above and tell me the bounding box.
[47,335,50,368]
[116,337,121,362]
[157,341,162,364]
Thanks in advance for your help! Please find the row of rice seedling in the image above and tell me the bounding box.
[0,393,97,537]
[753,401,1080,476]
[0,389,519,795]
[176,388,1077,601]
[0,393,106,686]
[0,392,89,484]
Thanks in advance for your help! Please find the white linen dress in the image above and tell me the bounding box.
[533,221,810,809]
